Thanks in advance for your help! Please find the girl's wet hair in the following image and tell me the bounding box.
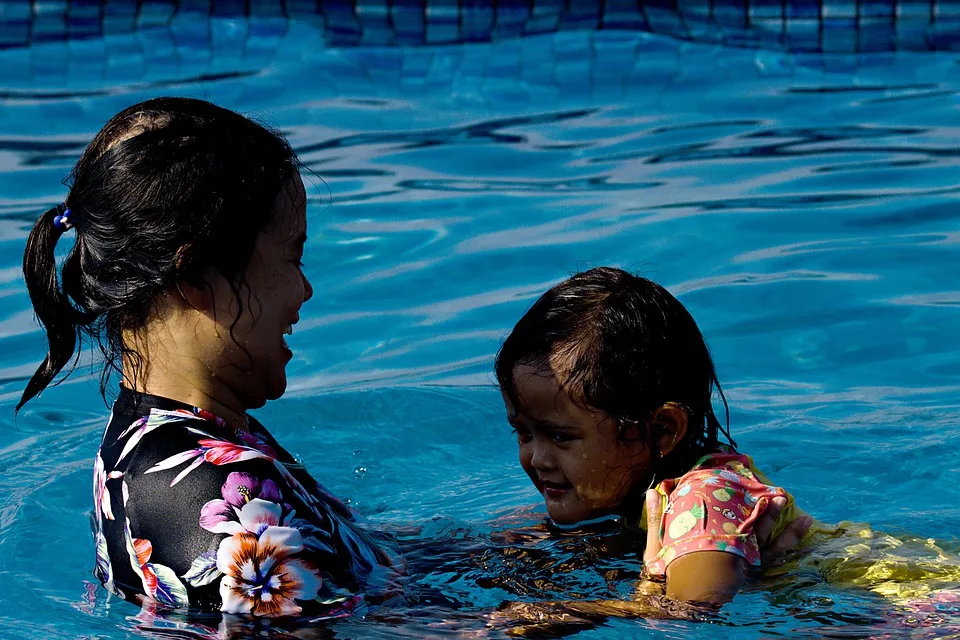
[495,267,735,480]
[18,97,298,411]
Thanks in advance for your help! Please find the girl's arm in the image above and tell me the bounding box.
[489,592,717,636]
[643,487,764,603]
[486,491,812,633]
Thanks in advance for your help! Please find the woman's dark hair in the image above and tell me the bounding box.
[495,267,736,484]
[18,97,298,411]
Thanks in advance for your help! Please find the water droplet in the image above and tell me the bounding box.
[354,465,367,479]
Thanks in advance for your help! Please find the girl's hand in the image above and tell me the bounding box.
[488,602,595,637]
[754,496,814,566]
[487,597,712,636]
[642,489,666,571]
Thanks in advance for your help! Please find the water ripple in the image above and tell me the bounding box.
[0,26,958,640]
[398,176,663,193]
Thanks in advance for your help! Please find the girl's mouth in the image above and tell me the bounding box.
[541,480,572,499]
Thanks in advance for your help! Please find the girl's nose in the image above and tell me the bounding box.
[529,442,556,471]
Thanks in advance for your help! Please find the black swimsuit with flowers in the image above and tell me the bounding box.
[92,388,397,619]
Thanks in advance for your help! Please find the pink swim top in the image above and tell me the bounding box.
[645,452,787,575]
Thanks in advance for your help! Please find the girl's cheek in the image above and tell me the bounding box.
[518,445,531,466]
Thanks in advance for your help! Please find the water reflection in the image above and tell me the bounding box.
[0,21,958,640]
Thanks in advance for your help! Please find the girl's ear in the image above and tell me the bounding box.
[650,402,689,457]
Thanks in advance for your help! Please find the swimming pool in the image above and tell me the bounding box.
[0,8,959,639]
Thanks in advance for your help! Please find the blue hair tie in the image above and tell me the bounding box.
[53,207,73,231]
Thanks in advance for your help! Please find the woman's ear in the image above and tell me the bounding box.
[170,269,221,313]
[167,244,218,311]
[651,402,689,457]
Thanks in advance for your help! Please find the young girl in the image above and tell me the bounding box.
[495,267,810,606]
[19,98,399,626]
[493,267,960,638]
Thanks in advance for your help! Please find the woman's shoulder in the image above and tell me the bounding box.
[98,405,369,546]
[99,407,274,474]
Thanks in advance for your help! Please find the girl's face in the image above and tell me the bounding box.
[502,364,651,525]
[207,174,313,408]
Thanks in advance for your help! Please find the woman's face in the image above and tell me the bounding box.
[208,174,313,408]
[502,364,651,525]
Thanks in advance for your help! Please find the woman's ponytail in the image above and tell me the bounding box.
[17,205,83,411]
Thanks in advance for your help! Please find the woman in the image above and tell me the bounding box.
[19,97,397,621]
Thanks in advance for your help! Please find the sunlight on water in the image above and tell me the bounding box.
[0,17,958,639]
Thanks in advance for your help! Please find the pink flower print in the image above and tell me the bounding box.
[173,407,279,459]
[200,472,287,535]
[145,439,269,486]
[174,407,233,430]
[215,499,322,617]
[116,417,152,462]
[237,429,279,459]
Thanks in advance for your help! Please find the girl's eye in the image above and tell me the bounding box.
[551,431,577,444]
[511,426,533,444]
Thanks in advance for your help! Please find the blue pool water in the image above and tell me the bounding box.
[0,16,959,639]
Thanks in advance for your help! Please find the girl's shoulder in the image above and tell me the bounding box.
[665,447,807,543]
[669,448,779,494]
[688,448,756,475]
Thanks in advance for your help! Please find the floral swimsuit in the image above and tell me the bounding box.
[92,388,397,621]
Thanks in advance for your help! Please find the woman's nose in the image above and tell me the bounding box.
[302,272,314,302]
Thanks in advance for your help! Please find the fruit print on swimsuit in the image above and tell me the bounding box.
[645,454,787,576]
